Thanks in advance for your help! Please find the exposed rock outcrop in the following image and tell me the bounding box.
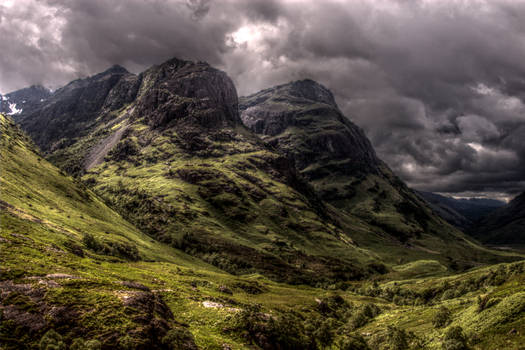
[134,58,241,128]
[17,65,140,152]
[241,79,381,179]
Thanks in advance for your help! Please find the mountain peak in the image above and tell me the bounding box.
[286,79,337,107]
[103,64,129,75]
[134,57,240,128]
[242,79,337,109]
[240,80,382,178]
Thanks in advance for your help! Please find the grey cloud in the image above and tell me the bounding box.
[1,0,524,199]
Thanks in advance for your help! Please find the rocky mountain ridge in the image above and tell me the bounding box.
[2,57,525,350]
[0,85,51,116]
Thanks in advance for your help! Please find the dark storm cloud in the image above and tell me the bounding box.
[1,0,524,199]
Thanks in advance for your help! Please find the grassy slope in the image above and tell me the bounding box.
[1,113,525,350]
[80,113,379,284]
[363,261,525,349]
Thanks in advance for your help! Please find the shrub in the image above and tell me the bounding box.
[442,326,468,350]
[70,338,102,350]
[316,294,350,317]
[63,240,85,257]
[82,233,140,261]
[476,295,500,313]
[314,318,336,348]
[433,306,452,328]
[441,289,455,301]
[348,304,381,330]
[385,326,409,350]
[228,307,311,350]
[39,330,66,350]
[161,327,198,350]
[336,333,370,350]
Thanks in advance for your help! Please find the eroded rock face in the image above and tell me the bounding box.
[17,65,140,151]
[134,58,241,128]
[240,79,381,179]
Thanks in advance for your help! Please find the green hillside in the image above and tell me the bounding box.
[2,113,525,350]
[2,57,524,349]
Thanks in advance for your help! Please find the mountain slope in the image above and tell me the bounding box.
[0,113,210,348]
[419,191,505,228]
[240,80,514,268]
[418,191,474,229]
[471,192,525,246]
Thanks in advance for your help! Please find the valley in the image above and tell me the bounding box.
[1,58,524,350]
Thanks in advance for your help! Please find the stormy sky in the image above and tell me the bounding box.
[1,0,524,201]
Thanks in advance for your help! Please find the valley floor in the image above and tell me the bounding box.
[1,208,524,349]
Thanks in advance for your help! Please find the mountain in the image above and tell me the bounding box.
[12,59,384,284]
[12,64,518,276]
[16,65,139,164]
[417,191,472,229]
[3,61,525,349]
[0,85,51,116]
[419,191,505,227]
[471,192,525,246]
[239,80,509,268]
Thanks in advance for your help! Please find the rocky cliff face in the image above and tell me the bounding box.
[19,65,140,153]
[134,58,240,129]
[241,80,380,179]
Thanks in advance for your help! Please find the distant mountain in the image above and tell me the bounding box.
[418,191,505,229]
[471,192,525,246]
[0,85,51,116]
[417,192,472,229]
